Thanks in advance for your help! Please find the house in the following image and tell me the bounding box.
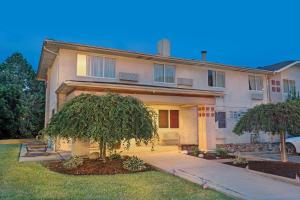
[37,39,300,155]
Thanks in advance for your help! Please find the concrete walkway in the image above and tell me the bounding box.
[137,151,300,200]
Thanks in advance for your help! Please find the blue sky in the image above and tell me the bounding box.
[1,0,300,70]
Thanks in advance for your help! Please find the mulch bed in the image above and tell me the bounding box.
[44,157,153,175]
[224,161,300,179]
[188,152,235,160]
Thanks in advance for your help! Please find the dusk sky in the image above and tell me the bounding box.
[1,0,300,70]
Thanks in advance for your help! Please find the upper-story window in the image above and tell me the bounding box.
[249,75,263,91]
[77,54,116,78]
[208,70,225,88]
[154,64,175,83]
[283,79,296,94]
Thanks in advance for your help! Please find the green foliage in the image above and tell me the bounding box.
[0,53,45,139]
[109,151,122,160]
[63,156,84,169]
[233,156,248,165]
[215,148,229,157]
[43,93,158,157]
[122,156,147,172]
[190,147,200,157]
[233,100,300,162]
[233,101,300,135]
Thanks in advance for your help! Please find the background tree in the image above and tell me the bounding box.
[43,93,158,159]
[0,53,45,139]
[234,101,300,162]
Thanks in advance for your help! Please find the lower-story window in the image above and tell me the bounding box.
[159,110,179,128]
[215,112,226,128]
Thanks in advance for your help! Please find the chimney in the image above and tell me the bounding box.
[201,50,207,61]
[157,39,170,57]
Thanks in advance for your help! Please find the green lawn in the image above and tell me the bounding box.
[0,144,232,200]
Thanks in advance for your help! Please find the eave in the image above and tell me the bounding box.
[56,80,224,98]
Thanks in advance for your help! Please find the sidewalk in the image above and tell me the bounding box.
[137,151,300,200]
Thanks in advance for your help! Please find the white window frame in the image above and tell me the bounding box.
[283,79,296,94]
[76,54,116,79]
[248,75,264,91]
[208,70,225,88]
[153,63,176,84]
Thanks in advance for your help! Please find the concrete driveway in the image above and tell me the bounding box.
[241,152,300,163]
[136,151,300,200]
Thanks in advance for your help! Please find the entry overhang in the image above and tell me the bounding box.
[56,80,224,98]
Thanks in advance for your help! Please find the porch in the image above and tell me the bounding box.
[52,81,223,156]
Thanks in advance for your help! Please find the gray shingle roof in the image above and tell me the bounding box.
[259,61,297,71]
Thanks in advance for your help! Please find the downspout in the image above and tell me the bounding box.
[266,75,271,103]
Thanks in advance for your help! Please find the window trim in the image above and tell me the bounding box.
[76,53,117,79]
[248,75,264,91]
[215,111,226,129]
[153,63,176,84]
[208,70,225,88]
[283,79,296,94]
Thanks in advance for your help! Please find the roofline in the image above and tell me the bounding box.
[274,61,300,73]
[37,39,273,80]
[56,80,224,98]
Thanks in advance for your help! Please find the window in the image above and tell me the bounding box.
[283,79,296,94]
[154,64,175,83]
[158,110,179,128]
[249,75,263,91]
[208,70,225,87]
[215,112,226,128]
[77,54,116,78]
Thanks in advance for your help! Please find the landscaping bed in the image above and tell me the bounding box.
[188,152,235,160]
[200,152,235,160]
[45,156,153,175]
[224,161,300,179]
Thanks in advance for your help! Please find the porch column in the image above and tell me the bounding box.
[198,105,217,151]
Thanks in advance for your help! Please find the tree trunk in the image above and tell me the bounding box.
[280,131,288,162]
[99,138,106,162]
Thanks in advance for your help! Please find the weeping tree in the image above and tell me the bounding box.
[233,100,300,162]
[42,93,158,159]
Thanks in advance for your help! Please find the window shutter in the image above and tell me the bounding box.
[170,110,179,128]
[159,110,169,128]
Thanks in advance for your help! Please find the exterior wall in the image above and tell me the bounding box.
[215,71,269,144]
[45,56,59,124]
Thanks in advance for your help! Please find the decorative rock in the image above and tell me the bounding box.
[181,150,188,154]
[198,154,204,158]
[88,152,99,160]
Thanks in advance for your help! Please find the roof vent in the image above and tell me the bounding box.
[157,39,170,57]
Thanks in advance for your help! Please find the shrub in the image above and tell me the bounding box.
[122,156,147,172]
[190,147,200,157]
[109,151,122,160]
[216,148,229,157]
[63,156,84,169]
[233,156,248,165]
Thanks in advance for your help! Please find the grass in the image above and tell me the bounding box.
[0,144,232,200]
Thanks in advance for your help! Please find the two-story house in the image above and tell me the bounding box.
[37,39,300,155]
